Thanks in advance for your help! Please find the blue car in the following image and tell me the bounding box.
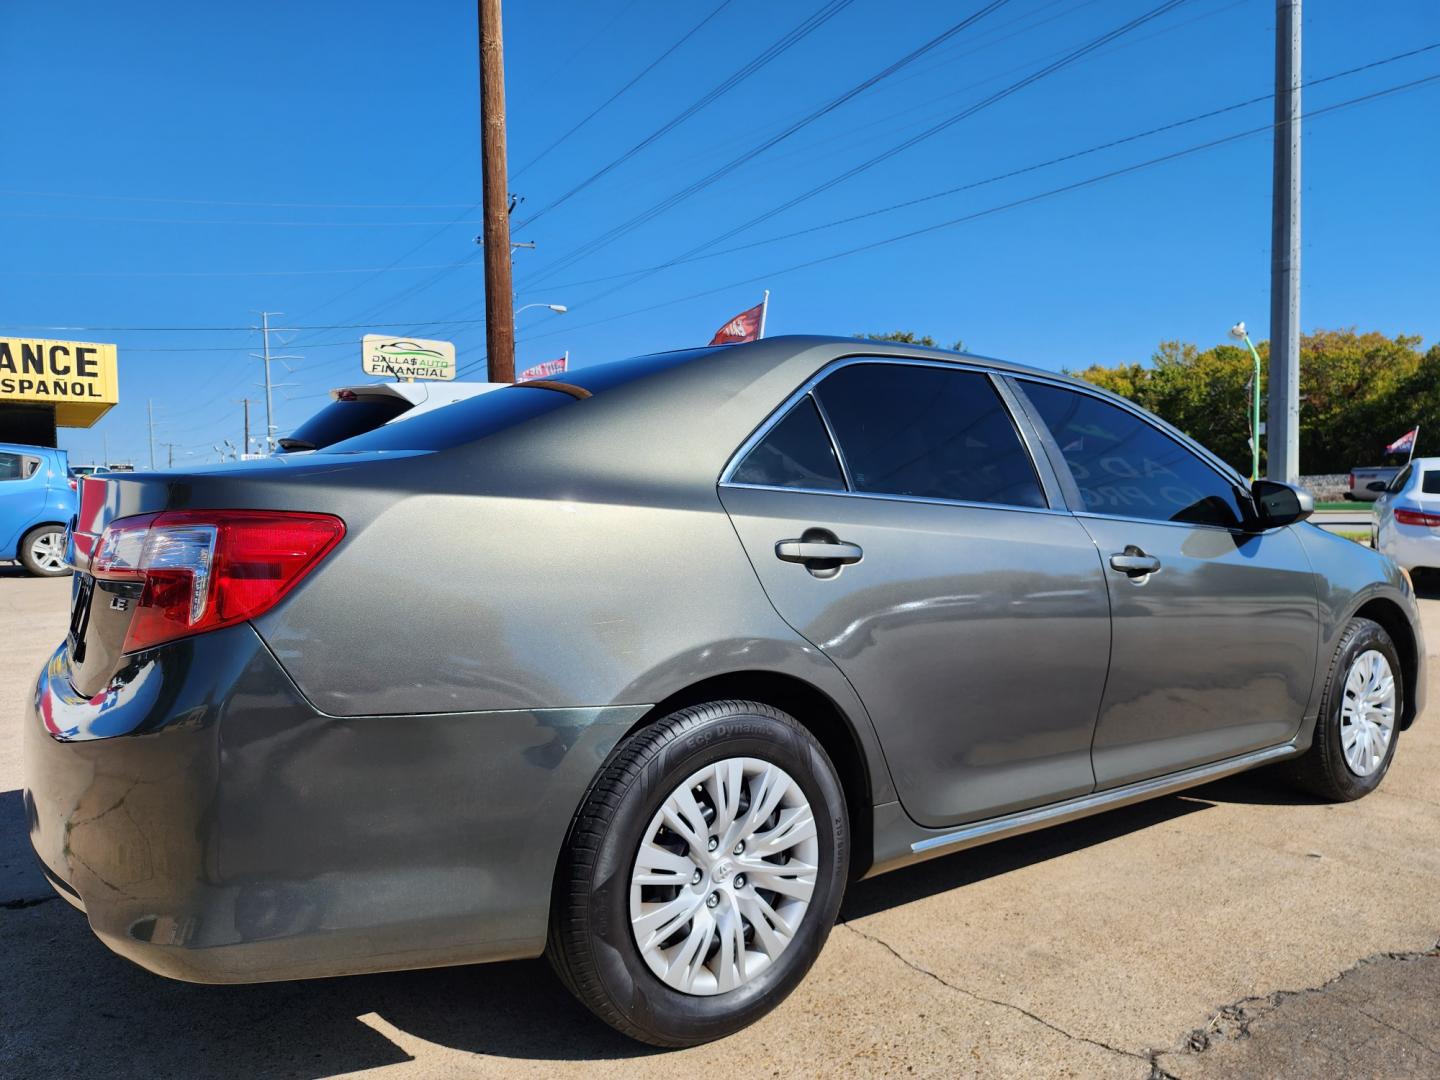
[0,442,75,576]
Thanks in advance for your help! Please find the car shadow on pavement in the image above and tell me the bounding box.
[0,771,1321,1075]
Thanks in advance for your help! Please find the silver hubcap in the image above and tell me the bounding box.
[1340,649,1395,777]
[30,530,66,572]
[629,757,819,996]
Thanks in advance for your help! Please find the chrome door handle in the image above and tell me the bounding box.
[1109,547,1161,576]
[775,539,863,565]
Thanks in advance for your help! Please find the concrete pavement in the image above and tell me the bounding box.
[1,567,1436,1078]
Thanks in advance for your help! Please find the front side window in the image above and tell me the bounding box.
[1021,381,1249,529]
[814,363,1045,508]
[730,396,845,490]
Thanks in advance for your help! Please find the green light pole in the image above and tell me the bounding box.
[1230,321,1263,482]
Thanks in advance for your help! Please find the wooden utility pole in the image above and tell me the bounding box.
[478,0,516,382]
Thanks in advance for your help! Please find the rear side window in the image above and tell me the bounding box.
[282,397,413,452]
[731,397,844,490]
[1422,471,1440,494]
[814,363,1045,508]
[1021,381,1248,528]
[1386,465,1411,493]
[0,451,21,481]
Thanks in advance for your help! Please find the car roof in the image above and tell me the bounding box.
[0,442,63,456]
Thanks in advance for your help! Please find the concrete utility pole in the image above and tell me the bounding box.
[147,399,156,470]
[478,0,516,382]
[1267,0,1302,482]
[258,312,277,454]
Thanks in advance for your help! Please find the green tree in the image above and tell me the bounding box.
[1073,329,1430,474]
[856,331,966,352]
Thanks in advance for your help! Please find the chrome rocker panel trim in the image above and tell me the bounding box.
[909,743,1299,857]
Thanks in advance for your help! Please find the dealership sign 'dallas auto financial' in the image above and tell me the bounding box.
[0,337,119,427]
[361,335,456,381]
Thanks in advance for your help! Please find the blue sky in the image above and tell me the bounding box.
[2,0,1436,467]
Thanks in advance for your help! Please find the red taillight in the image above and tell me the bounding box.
[1393,508,1440,528]
[90,510,345,652]
[1349,472,1356,489]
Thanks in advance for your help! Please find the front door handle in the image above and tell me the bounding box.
[775,539,864,565]
[1109,546,1161,576]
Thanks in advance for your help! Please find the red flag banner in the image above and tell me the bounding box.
[708,300,766,346]
[517,355,568,382]
[1386,427,1419,455]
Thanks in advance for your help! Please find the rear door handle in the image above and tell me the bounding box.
[1109,547,1161,576]
[775,539,864,565]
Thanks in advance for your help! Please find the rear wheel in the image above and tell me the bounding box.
[19,525,70,577]
[547,700,848,1047]
[1289,617,1401,800]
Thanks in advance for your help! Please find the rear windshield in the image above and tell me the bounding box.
[281,396,414,452]
[320,347,719,454]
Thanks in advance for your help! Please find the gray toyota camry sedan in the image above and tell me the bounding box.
[26,336,1423,1046]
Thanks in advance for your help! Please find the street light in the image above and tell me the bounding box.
[1230,321,1263,482]
[514,302,567,325]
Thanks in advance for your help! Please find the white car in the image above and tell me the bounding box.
[278,381,506,453]
[1373,457,1440,571]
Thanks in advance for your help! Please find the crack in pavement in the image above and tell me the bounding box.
[841,922,1176,1079]
[1156,939,1440,1072]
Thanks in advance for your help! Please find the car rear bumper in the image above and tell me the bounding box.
[23,624,646,984]
[1377,523,1440,571]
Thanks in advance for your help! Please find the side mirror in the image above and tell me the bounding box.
[1251,479,1314,528]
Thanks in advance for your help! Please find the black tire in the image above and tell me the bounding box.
[547,700,849,1047]
[1289,617,1402,801]
[18,524,71,578]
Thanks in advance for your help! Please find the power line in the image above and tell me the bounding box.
[0,188,479,210]
[511,0,738,181]
[513,0,860,231]
[0,260,485,280]
[535,41,1440,293]
[454,69,1440,376]
[532,0,1193,296]
[519,0,1018,283]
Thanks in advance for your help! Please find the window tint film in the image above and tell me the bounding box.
[1387,466,1412,493]
[1422,471,1440,494]
[282,397,413,452]
[1021,381,1247,528]
[731,396,845,490]
[815,363,1045,508]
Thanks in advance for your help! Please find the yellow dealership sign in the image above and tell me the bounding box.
[0,338,119,427]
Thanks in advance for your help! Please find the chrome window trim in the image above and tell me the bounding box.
[1008,373,1257,532]
[1009,373,1252,491]
[807,390,855,491]
[718,355,1058,512]
[719,481,1074,518]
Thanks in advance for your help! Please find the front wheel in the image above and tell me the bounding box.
[19,524,70,577]
[1289,616,1402,800]
[547,700,849,1047]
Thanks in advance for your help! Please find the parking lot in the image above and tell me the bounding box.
[1,568,1437,1079]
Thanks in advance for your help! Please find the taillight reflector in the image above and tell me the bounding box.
[1393,508,1440,528]
[90,510,345,652]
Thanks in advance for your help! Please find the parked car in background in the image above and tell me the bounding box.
[26,337,1424,1046]
[68,464,102,478]
[1373,457,1440,571]
[0,442,75,576]
[1345,464,1402,501]
[277,380,505,452]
